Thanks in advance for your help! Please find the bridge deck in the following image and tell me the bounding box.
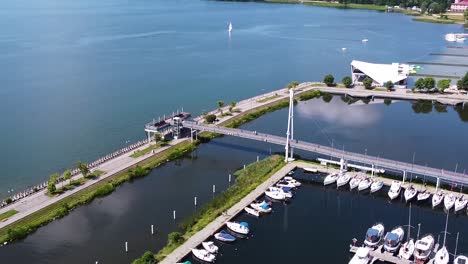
[183,121,466,185]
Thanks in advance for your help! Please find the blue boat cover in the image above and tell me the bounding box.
[219,231,235,239]
[260,204,270,210]
[281,187,292,192]
[240,222,249,227]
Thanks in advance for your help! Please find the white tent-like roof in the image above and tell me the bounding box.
[351,60,410,85]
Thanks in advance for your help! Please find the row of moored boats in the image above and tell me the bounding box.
[189,173,302,263]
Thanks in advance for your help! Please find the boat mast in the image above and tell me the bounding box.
[407,203,412,240]
[442,210,449,247]
[454,232,459,256]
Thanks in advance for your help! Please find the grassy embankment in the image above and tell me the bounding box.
[0,210,18,222]
[304,1,387,11]
[412,16,455,24]
[130,142,169,158]
[133,155,285,263]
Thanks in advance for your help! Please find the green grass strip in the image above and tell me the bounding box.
[0,210,19,222]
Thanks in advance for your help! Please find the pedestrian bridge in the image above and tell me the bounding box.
[182,120,466,185]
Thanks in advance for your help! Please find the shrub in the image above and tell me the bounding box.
[168,232,184,245]
[385,81,394,89]
[424,77,435,89]
[323,74,335,86]
[132,251,156,264]
[414,78,426,89]
[205,114,216,123]
[342,76,352,88]
[437,79,451,91]
[363,77,373,89]
[94,183,115,197]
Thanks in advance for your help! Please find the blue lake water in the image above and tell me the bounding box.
[0,0,465,196]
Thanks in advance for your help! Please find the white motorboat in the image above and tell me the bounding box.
[202,241,218,254]
[283,176,301,187]
[358,178,371,192]
[399,239,415,260]
[364,223,385,248]
[370,181,384,193]
[348,247,372,264]
[303,167,317,173]
[226,221,249,235]
[388,181,401,200]
[383,226,405,253]
[350,177,362,190]
[264,189,285,200]
[323,172,338,186]
[214,230,236,242]
[362,38,369,42]
[244,206,259,217]
[191,248,216,263]
[434,246,449,264]
[250,201,272,213]
[417,189,431,202]
[276,179,296,188]
[455,195,468,212]
[456,37,465,42]
[444,193,456,211]
[454,255,468,264]
[404,185,418,202]
[287,170,295,176]
[228,22,232,33]
[445,33,456,42]
[268,186,293,199]
[433,191,444,208]
[336,173,351,188]
[413,234,435,263]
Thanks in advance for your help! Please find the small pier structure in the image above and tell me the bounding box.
[144,111,191,141]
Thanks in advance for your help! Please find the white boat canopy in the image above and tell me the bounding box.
[350,60,410,87]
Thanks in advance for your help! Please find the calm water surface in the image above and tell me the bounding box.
[0,0,465,195]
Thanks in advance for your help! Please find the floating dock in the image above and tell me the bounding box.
[349,243,439,264]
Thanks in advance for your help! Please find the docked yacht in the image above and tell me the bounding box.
[434,246,449,264]
[277,186,293,198]
[348,247,372,264]
[283,176,301,187]
[414,234,435,263]
[370,181,384,193]
[364,223,385,248]
[202,241,218,254]
[445,33,457,42]
[455,195,467,212]
[226,221,249,235]
[358,177,372,192]
[444,193,456,211]
[191,248,216,263]
[404,185,418,202]
[383,226,405,253]
[337,173,352,188]
[276,179,296,188]
[399,239,415,260]
[250,201,272,213]
[303,167,318,173]
[388,181,401,200]
[454,255,468,263]
[244,206,260,217]
[350,177,362,190]
[323,172,338,186]
[432,191,444,208]
[214,230,236,242]
[417,189,431,202]
[265,188,285,200]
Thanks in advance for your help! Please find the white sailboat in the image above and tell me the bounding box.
[417,188,431,201]
[370,181,384,193]
[283,176,301,187]
[433,191,444,208]
[350,177,362,190]
[399,203,415,260]
[388,181,401,200]
[323,172,338,186]
[455,195,467,212]
[228,22,232,33]
[404,185,418,202]
[202,241,218,254]
[433,212,450,264]
[337,173,352,188]
[191,248,216,263]
[358,177,371,192]
[244,206,260,217]
[444,193,456,211]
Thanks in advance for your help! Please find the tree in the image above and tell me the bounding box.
[205,114,216,123]
[77,161,89,178]
[217,100,225,114]
[323,74,335,87]
[342,76,352,88]
[460,72,468,90]
[384,99,392,105]
[168,232,184,245]
[154,132,162,142]
[363,77,373,90]
[464,10,468,22]
[287,81,299,89]
[385,80,394,90]
[424,77,435,89]
[437,79,451,91]
[132,251,156,264]
[229,101,237,113]
[63,169,72,187]
[47,173,59,194]
[414,78,426,89]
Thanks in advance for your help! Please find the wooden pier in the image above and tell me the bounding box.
[349,243,440,264]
